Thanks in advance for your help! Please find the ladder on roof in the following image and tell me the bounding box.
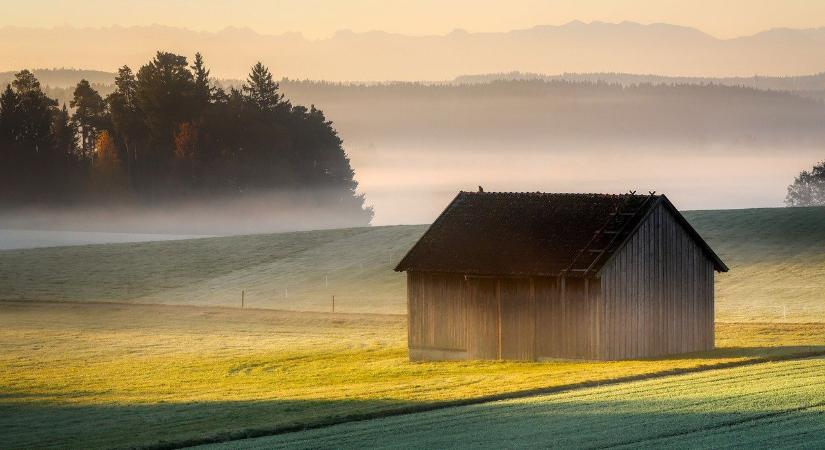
[562,192,657,278]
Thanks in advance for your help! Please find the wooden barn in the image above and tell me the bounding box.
[395,191,728,361]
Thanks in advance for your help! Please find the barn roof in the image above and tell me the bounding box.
[395,191,728,276]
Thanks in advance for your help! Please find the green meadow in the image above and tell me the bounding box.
[1,206,825,448]
[2,207,825,320]
[210,356,825,449]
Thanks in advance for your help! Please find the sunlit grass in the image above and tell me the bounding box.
[2,302,825,449]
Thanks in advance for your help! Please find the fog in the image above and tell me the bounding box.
[0,190,373,237]
[284,81,825,225]
[350,144,820,225]
[0,229,209,250]
[5,77,825,234]
[4,144,812,232]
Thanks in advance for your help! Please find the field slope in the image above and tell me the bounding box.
[2,301,825,450]
[202,356,825,449]
[2,206,825,320]
[685,207,825,322]
[0,225,424,314]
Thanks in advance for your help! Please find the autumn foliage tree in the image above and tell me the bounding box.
[91,130,125,193]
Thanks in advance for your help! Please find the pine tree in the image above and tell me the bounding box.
[12,70,57,156]
[51,104,78,159]
[191,52,213,106]
[70,80,106,161]
[0,84,19,145]
[242,62,282,112]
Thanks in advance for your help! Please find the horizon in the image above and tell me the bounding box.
[3,19,825,41]
[4,0,825,40]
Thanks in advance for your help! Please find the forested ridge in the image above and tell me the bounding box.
[0,52,372,225]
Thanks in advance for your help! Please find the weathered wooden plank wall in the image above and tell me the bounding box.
[408,272,602,361]
[500,278,534,360]
[407,202,715,362]
[534,277,599,360]
[465,278,499,359]
[599,203,714,360]
[407,272,467,355]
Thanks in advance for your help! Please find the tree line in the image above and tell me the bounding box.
[0,52,372,224]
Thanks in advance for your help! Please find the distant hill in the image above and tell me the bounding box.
[453,72,825,101]
[15,69,825,156]
[277,79,825,150]
[3,206,825,321]
[2,22,825,80]
[0,68,114,87]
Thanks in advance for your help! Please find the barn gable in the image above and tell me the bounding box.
[395,192,726,276]
[598,201,718,358]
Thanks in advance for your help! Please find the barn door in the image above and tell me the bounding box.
[500,278,535,360]
[466,278,499,359]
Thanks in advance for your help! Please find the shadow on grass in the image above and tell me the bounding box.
[4,346,825,450]
[199,397,825,449]
[5,381,825,450]
[0,395,413,450]
[665,345,825,360]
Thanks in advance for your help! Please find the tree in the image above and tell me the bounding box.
[0,84,19,146]
[92,130,125,192]
[0,84,20,195]
[242,62,282,112]
[786,161,825,206]
[108,65,143,188]
[70,80,107,161]
[51,104,78,160]
[114,66,137,106]
[135,52,197,157]
[12,70,41,95]
[174,121,199,161]
[191,52,213,106]
[0,53,372,226]
[12,70,57,155]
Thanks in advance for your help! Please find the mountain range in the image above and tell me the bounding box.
[2,21,825,80]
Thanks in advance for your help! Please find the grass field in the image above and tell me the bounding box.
[2,301,825,449]
[2,206,825,448]
[2,206,825,320]
[0,225,422,314]
[208,356,825,449]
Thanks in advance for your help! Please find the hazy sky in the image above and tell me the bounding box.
[5,0,825,38]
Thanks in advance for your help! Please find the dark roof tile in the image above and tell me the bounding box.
[395,191,727,275]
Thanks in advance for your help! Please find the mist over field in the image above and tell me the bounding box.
[0,189,375,236]
[6,77,825,229]
[5,70,824,229]
[276,81,825,223]
[352,145,821,225]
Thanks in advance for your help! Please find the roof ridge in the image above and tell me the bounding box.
[459,191,655,197]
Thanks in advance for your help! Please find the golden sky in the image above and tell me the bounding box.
[5,0,825,39]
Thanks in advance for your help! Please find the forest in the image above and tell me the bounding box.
[0,53,372,225]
